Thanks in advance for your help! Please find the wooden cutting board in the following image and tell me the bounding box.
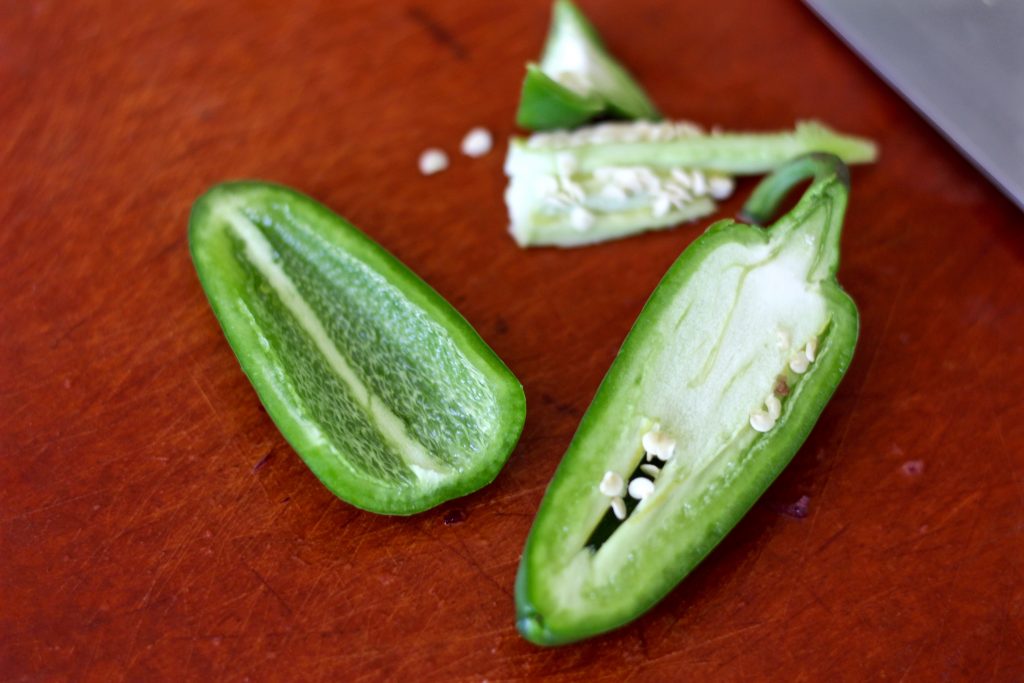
[3,0,1022,679]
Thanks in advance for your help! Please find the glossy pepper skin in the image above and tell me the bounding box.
[189,182,526,515]
[515,154,860,645]
[516,0,660,130]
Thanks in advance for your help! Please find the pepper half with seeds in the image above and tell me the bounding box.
[515,154,859,644]
[189,182,526,515]
[504,119,876,247]
[517,0,660,131]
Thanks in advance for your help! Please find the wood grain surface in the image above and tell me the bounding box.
[3,0,1023,680]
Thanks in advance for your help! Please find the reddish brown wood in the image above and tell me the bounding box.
[2,0,1023,679]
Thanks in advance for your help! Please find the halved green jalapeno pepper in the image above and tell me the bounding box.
[516,153,859,644]
[189,182,526,515]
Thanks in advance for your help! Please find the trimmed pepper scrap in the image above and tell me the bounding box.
[517,0,660,131]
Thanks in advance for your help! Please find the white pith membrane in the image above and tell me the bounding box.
[215,203,450,486]
[505,121,736,246]
[539,207,836,619]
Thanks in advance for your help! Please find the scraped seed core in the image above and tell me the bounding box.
[521,124,737,228]
[533,164,734,220]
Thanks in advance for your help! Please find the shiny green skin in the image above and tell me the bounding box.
[189,182,525,515]
[516,155,859,644]
[516,0,660,130]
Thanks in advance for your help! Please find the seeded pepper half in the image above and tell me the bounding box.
[515,154,860,645]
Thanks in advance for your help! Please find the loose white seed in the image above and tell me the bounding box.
[610,496,627,520]
[599,471,625,497]
[670,168,692,188]
[635,167,661,193]
[805,337,818,362]
[664,183,693,203]
[766,394,782,420]
[417,148,448,176]
[640,463,661,478]
[790,351,810,374]
[460,126,493,158]
[627,477,655,501]
[562,180,585,202]
[641,429,676,461]
[708,175,735,200]
[555,152,577,177]
[750,410,776,433]
[601,184,628,201]
[652,194,672,217]
[690,170,708,196]
[569,206,595,231]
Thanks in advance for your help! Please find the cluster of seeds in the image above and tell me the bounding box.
[537,153,595,230]
[417,126,494,176]
[526,119,705,148]
[598,428,677,521]
[537,152,735,231]
[749,334,818,433]
[790,336,817,373]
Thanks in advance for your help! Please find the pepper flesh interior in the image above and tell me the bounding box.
[516,154,859,644]
[189,182,525,515]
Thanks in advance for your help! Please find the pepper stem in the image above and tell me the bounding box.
[738,153,850,226]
